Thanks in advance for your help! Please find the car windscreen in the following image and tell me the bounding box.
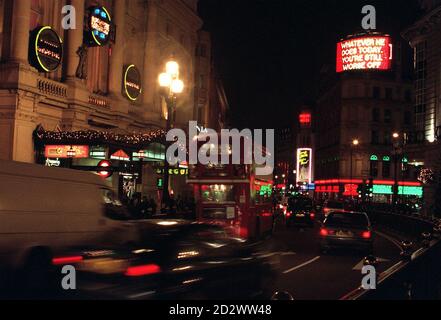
[325,213,368,229]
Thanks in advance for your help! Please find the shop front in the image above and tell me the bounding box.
[34,127,166,204]
[314,178,423,206]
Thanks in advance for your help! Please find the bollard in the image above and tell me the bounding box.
[271,291,294,300]
[400,240,413,261]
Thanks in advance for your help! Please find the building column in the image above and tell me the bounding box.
[10,0,31,64]
[108,0,125,97]
[65,0,85,81]
[143,1,160,111]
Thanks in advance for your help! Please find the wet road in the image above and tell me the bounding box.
[255,218,403,300]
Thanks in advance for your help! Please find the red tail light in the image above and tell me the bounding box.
[362,231,371,239]
[52,256,83,266]
[320,228,329,236]
[286,211,292,217]
[125,264,161,277]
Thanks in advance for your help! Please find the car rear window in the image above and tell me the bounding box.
[326,201,344,209]
[288,198,313,210]
[325,213,368,229]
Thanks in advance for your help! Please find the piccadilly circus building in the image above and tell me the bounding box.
[0,0,220,203]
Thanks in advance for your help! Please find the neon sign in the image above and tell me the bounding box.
[86,6,112,47]
[123,65,142,101]
[296,148,312,184]
[336,35,392,73]
[299,113,311,126]
[29,26,63,73]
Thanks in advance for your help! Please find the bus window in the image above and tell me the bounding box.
[254,183,272,204]
[201,184,235,203]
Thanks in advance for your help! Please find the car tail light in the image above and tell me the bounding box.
[52,256,83,266]
[320,228,329,236]
[125,264,161,277]
[362,231,371,239]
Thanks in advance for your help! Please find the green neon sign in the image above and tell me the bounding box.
[373,185,393,194]
[398,186,423,197]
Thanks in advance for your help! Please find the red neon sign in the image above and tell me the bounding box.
[336,36,392,73]
[343,184,358,196]
[299,113,311,126]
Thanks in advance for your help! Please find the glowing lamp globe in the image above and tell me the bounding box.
[166,61,179,77]
[159,73,172,87]
[171,79,184,94]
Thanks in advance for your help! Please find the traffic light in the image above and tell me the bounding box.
[97,160,113,179]
[367,178,373,198]
[157,178,164,189]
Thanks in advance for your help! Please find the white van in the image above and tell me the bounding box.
[0,160,133,274]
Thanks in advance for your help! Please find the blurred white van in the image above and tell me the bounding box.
[0,160,133,274]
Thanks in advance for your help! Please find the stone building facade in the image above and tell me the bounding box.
[0,0,220,201]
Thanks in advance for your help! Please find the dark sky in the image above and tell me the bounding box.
[198,0,422,129]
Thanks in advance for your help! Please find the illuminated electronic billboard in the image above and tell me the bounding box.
[336,35,392,73]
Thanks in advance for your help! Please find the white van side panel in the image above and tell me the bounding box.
[0,172,114,267]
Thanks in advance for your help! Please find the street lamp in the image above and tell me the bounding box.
[350,139,359,200]
[158,59,184,208]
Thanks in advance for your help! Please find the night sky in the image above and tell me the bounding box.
[198,0,422,129]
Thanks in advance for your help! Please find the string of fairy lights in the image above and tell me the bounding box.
[34,129,167,148]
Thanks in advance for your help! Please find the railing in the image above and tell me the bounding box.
[342,209,441,300]
[37,78,67,98]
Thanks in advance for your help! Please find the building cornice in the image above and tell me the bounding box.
[402,5,441,45]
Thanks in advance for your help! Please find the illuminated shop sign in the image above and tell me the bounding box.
[133,149,165,161]
[123,65,142,101]
[315,185,340,193]
[296,148,312,184]
[373,184,393,195]
[29,26,63,73]
[399,186,423,197]
[336,35,392,73]
[155,168,189,176]
[372,184,423,197]
[343,184,358,196]
[110,150,130,161]
[86,6,113,47]
[89,146,107,160]
[45,145,89,159]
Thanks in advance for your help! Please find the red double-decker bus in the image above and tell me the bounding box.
[187,161,274,240]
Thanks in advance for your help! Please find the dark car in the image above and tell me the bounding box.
[52,220,275,300]
[319,212,373,254]
[286,197,315,227]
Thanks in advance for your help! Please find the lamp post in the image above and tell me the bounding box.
[350,139,359,200]
[158,60,184,208]
[392,132,400,208]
